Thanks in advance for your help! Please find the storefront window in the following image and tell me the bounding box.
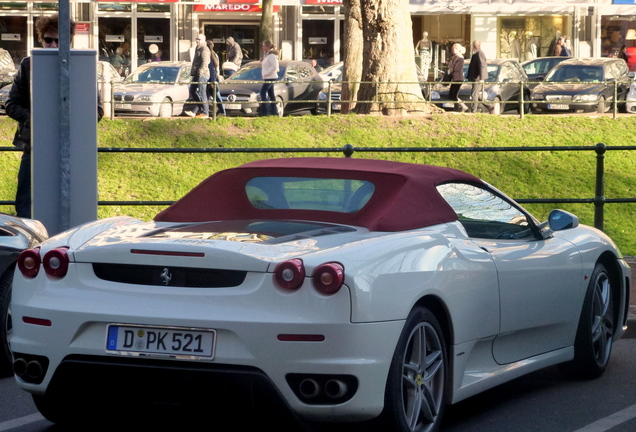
[33,2,58,11]
[98,17,132,77]
[138,18,171,63]
[99,3,132,12]
[204,24,258,64]
[302,6,335,15]
[0,16,28,67]
[499,16,569,61]
[137,4,170,13]
[0,2,27,10]
[601,16,636,58]
[302,20,334,65]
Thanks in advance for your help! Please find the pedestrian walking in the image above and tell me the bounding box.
[223,37,243,77]
[259,40,279,117]
[447,43,468,113]
[206,40,225,116]
[184,34,210,118]
[466,40,493,114]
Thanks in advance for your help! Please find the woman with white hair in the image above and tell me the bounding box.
[447,43,468,112]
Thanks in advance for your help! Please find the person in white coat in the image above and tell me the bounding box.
[259,40,280,116]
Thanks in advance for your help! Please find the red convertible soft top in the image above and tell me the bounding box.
[154,158,483,232]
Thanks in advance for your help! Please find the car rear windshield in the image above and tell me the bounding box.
[545,66,604,83]
[246,177,375,213]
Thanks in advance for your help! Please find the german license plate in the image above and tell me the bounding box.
[106,325,215,358]
[442,103,454,108]
[547,104,568,110]
[332,103,341,111]
[115,103,132,109]
[225,104,241,110]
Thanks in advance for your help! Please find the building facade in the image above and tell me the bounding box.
[1,0,636,79]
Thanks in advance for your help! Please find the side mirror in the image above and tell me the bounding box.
[548,209,579,231]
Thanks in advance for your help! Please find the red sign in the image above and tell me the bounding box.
[76,23,90,34]
[194,4,279,12]
[305,0,343,4]
[226,0,258,3]
[97,0,179,2]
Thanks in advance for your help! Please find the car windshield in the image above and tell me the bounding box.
[229,63,286,81]
[545,65,604,83]
[461,64,499,82]
[124,66,180,84]
[245,177,375,213]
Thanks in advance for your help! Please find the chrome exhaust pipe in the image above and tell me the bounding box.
[26,360,43,380]
[298,378,320,399]
[13,358,28,376]
[324,379,348,399]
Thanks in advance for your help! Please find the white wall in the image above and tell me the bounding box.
[471,15,498,59]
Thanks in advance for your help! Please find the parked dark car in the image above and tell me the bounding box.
[521,56,568,88]
[0,213,48,376]
[218,60,323,117]
[430,58,531,114]
[530,58,631,114]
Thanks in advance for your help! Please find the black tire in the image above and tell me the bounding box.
[517,92,531,114]
[0,269,13,377]
[559,263,614,379]
[380,306,447,432]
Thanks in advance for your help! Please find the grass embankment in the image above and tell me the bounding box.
[0,114,635,254]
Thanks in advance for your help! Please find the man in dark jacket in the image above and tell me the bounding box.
[184,34,210,118]
[466,40,493,114]
[225,37,243,76]
[6,14,103,218]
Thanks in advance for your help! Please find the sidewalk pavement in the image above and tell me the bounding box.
[623,257,636,339]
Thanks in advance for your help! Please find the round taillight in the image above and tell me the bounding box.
[43,248,70,278]
[17,249,41,278]
[312,262,345,295]
[274,259,305,290]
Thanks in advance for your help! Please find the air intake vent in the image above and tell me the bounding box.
[92,263,247,288]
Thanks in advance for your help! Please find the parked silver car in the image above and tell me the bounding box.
[113,61,192,118]
[430,58,531,114]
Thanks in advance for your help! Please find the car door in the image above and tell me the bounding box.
[437,182,584,365]
[499,62,521,103]
[285,63,317,111]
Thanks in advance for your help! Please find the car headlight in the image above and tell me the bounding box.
[136,95,154,102]
[249,93,258,102]
[318,92,327,101]
[572,94,599,102]
[431,91,440,100]
[531,93,544,100]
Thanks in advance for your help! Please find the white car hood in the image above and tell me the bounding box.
[115,83,176,96]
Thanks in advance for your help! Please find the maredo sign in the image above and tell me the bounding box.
[194,4,280,12]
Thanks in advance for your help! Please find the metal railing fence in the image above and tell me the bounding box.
[100,78,632,120]
[1,142,635,232]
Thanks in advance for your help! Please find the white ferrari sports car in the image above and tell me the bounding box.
[10,158,630,431]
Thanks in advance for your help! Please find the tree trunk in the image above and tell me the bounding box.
[342,0,363,114]
[355,0,432,115]
[260,0,274,48]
